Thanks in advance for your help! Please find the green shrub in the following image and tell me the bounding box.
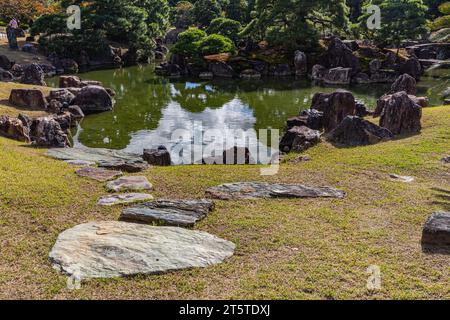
[206,18,242,41]
[197,34,236,56]
[172,27,206,56]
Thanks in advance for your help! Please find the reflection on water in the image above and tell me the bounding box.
[48,64,450,152]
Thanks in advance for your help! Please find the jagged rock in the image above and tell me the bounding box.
[209,62,235,78]
[369,59,381,74]
[59,75,102,88]
[71,85,114,114]
[280,126,321,153]
[323,67,352,85]
[97,193,154,206]
[327,116,393,146]
[60,59,79,74]
[67,105,85,121]
[311,90,356,132]
[287,109,324,131]
[29,117,70,148]
[76,167,123,182]
[294,51,307,76]
[49,221,235,279]
[52,111,77,131]
[390,74,417,95]
[389,174,415,183]
[0,68,13,82]
[319,37,359,72]
[106,176,152,192]
[422,212,450,253]
[379,92,422,135]
[143,146,171,166]
[0,55,13,70]
[206,182,346,200]
[21,63,46,86]
[120,199,215,227]
[0,115,30,142]
[9,88,47,110]
[47,147,143,165]
[355,100,373,117]
[370,70,398,83]
[375,93,426,117]
[48,89,75,105]
[98,159,149,173]
[399,57,422,80]
[18,114,32,129]
[311,64,327,81]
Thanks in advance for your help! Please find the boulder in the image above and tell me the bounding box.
[398,57,422,80]
[378,92,422,135]
[311,64,327,81]
[71,85,114,114]
[0,55,13,70]
[120,199,215,227]
[29,117,70,148]
[280,126,321,153]
[206,182,346,200]
[49,221,235,279]
[287,109,324,131]
[59,75,102,88]
[421,212,450,253]
[355,100,373,117]
[327,116,393,146]
[0,115,30,142]
[369,59,381,75]
[98,159,149,173]
[106,176,152,192]
[59,58,79,74]
[67,105,85,121]
[0,68,14,82]
[294,51,307,76]
[323,67,352,85]
[390,74,417,95]
[353,72,371,84]
[375,93,426,117]
[311,90,356,132]
[48,89,75,105]
[143,146,171,166]
[9,88,48,110]
[76,167,123,182]
[319,37,359,73]
[209,62,235,78]
[47,147,143,165]
[20,63,46,86]
[52,111,77,131]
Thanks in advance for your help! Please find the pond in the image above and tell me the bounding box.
[48,64,449,154]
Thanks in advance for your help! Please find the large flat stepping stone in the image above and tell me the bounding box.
[106,176,152,192]
[206,182,346,200]
[48,147,146,172]
[76,167,123,182]
[422,211,450,253]
[65,160,96,166]
[97,193,154,206]
[120,199,215,227]
[49,221,235,279]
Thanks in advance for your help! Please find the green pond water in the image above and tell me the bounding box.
[48,64,449,154]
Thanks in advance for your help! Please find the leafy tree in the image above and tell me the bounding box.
[191,0,222,28]
[224,0,248,23]
[358,0,429,48]
[197,34,236,55]
[171,27,206,56]
[424,0,448,19]
[0,0,57,26]
[206,17,242,41]
[431,1,450,30]
[170,1,194,28]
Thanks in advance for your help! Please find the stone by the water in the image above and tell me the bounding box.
[206,182,346,200]
[120,199,215,227]
[97,158,150,173]
[422,212,450,253]
[97,193,154,206]
[47,147,143,165]
[389,174,415,183]
[49,221,235,279]
[106,176,152,192]
[76,167,123,182]
[65,160,96,166]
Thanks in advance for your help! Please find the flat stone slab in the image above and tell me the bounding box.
[97,193,154,206]
[106,176,152,192]
[49,221,235,279]
[65,160,96,166]
[422,211,450,253]
[206,182,346,200]
[76,167,123,182]
[389,174,415,183]
[98,159,150,173]
[120,199,215,227]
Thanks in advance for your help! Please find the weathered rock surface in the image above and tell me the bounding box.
[47,147,143,165]
[21,63,46,86]
[98,158,149,173]
[311,90,356,132]
[319,37,359,72]
[59,75,102,88]
[311,64,327,81]
[422,212,450,253]
[0,115,30,142]
[65,160,96,166]
[0,55,13,70]
[48,89,75,105]
[379,92,422,135]
[209,62,235,78]
[143,146,171,166]
[294,51,307,76]
[106,176,152,192]
[9,88,48,110]
[0,67,13,82]
[71,85,114,114]
[29,117,70,148]
[327,116,393,146]
[49,221,235,279]
[390,74,417,95]
[76,167,123,182]
[206,182,346,200]
[97,193,154,206]
[286,109,324,131]
[120,199,215,227]
[280,126,321,153]
[323,67,352,85]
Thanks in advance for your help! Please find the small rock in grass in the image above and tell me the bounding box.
[441,156,450,164]
[97,193,154,206]
[422,212,450,254]
[389,174,415,183]
[106,176,152,192]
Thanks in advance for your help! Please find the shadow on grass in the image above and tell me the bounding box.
[430,187,450,211]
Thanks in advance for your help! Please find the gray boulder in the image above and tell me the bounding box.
[143,146,171,166]
[294,51,307,76]
[323,67,352,85]
[280,126,321,153]
[0,115,30,142]
[30,117,71,148]
[390,74,417,95]
[422,212,450,253]
[9,88,48,110]
[71,85,114,114]
[379,92,422,135]
[319,37,359,73]
[209,62,235,78]
[21,63,46,86]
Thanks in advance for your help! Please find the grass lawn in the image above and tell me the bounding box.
[0,82,449,299]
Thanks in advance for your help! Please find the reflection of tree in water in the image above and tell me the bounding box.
[75,65,172,149]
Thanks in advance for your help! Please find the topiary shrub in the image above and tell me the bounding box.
[172,27,207,56]
[197,34,236,56]
[206,17,242,41]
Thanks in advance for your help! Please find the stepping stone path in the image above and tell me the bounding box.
[65,160,96,166]
[422,212,450,253]
[97,193,154,206]
[389,174,415,183]
[49,221,235,279]
[98,159,149,173]
[120,199,215,227]
[106,176,152,192]
[206,182,346,200]
[76,167,123,182]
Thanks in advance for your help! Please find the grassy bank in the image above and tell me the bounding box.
[0,80,449,299]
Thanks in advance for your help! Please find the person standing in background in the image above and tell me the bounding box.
[6,18,19,50]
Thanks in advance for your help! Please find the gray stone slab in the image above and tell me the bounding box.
[97,193,154,206]
[76,167,123,182]
[106,176,152,192]
[422,211,450,254]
